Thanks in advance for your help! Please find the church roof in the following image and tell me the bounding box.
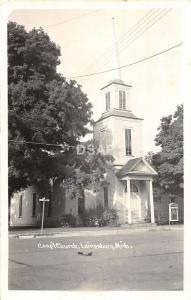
[116,157,157,177]
[101,79,132,90]
[117,158,142,176]
[95,109,143,123]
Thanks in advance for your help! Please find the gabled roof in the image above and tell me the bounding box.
[116,157,157,177]
[95,109,143,123]
[101,79,132,90]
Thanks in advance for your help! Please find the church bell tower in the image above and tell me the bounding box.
[92,18,156,225]
[93,18,143,166]
[94,79,143,166]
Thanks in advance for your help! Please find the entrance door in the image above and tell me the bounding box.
[130,183,141,222]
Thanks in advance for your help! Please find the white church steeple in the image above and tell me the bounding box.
[94,17,143,166]
[111,17,122,80]
[101,79,132,112]
[101,17,132,113]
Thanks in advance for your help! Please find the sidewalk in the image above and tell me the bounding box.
[9,224,183,239]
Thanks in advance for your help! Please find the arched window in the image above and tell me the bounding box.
[124,182,138,193]
[130,183,138,193]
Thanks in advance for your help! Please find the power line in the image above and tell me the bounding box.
[91,9,172,74]
[100,9,165,68]
[8,140,97,151]
[8,139,150,155]
[117,9,161,45]
[116,9,172,55]
[8,140,72,148]
[67,42,182,79]
[82,9,161,74]
[46,10,103,28]
[82,9,168,74]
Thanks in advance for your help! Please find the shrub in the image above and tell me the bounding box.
[102,209,119,226]
[80,206,119,227]
[61,207,119,227]
[61,214,77,227]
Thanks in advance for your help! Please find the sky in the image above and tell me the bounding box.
[8,6,183,155]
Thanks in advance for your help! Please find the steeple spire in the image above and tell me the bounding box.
[100,18,132,113]
[112,17,122,80]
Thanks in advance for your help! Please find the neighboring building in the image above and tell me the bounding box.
[10,181,64,227]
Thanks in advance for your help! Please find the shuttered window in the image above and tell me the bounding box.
[18,195,23,217]
[125,129,132,155]
[106,92,110,111]
[32,193,37,217]
[119,91,126,109]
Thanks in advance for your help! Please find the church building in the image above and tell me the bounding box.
[9,76,157,227]
[90,78,157,224]
[9,19,157,227]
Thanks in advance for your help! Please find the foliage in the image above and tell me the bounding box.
[61,206,119,228]
[147,105,183,196]
[61,214,77,227]
[61,139,114,199]
[80,206,119,227]
[8,21,113,198]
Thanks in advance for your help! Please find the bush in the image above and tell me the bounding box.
[61,207,119,227]
[79,205,103,227]
[61,214,77,227]
[102,209,119,226]
[80,206,119,227]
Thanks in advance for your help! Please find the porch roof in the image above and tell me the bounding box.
[116,157,157,177]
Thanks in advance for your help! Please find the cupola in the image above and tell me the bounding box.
[101,79,132,112]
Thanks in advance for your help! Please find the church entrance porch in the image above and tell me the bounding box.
[123,178,155,224]
[130,192,141,223]
[114,176,155,225]
[115,157,157,225]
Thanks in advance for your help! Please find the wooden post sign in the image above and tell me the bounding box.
[169,202,178,224]
[39,197,50,234]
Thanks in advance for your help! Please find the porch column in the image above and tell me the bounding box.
[127,178,132,224]
[149,180,155,223]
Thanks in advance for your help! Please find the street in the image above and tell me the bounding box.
[9,229,183,290]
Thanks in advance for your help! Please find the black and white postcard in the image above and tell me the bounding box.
[1,1,191,300]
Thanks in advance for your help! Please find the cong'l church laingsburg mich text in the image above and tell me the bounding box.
[10,74,160,227]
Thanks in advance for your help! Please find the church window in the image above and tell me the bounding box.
[105,92,110,111]
[18,195,23,217]
[125,129,132,155]
[130,183,138,193]
[32,193,37,217]
[119,91,126,109]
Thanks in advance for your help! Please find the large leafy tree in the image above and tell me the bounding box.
[149,105,183,197]
[8,21,112,198]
